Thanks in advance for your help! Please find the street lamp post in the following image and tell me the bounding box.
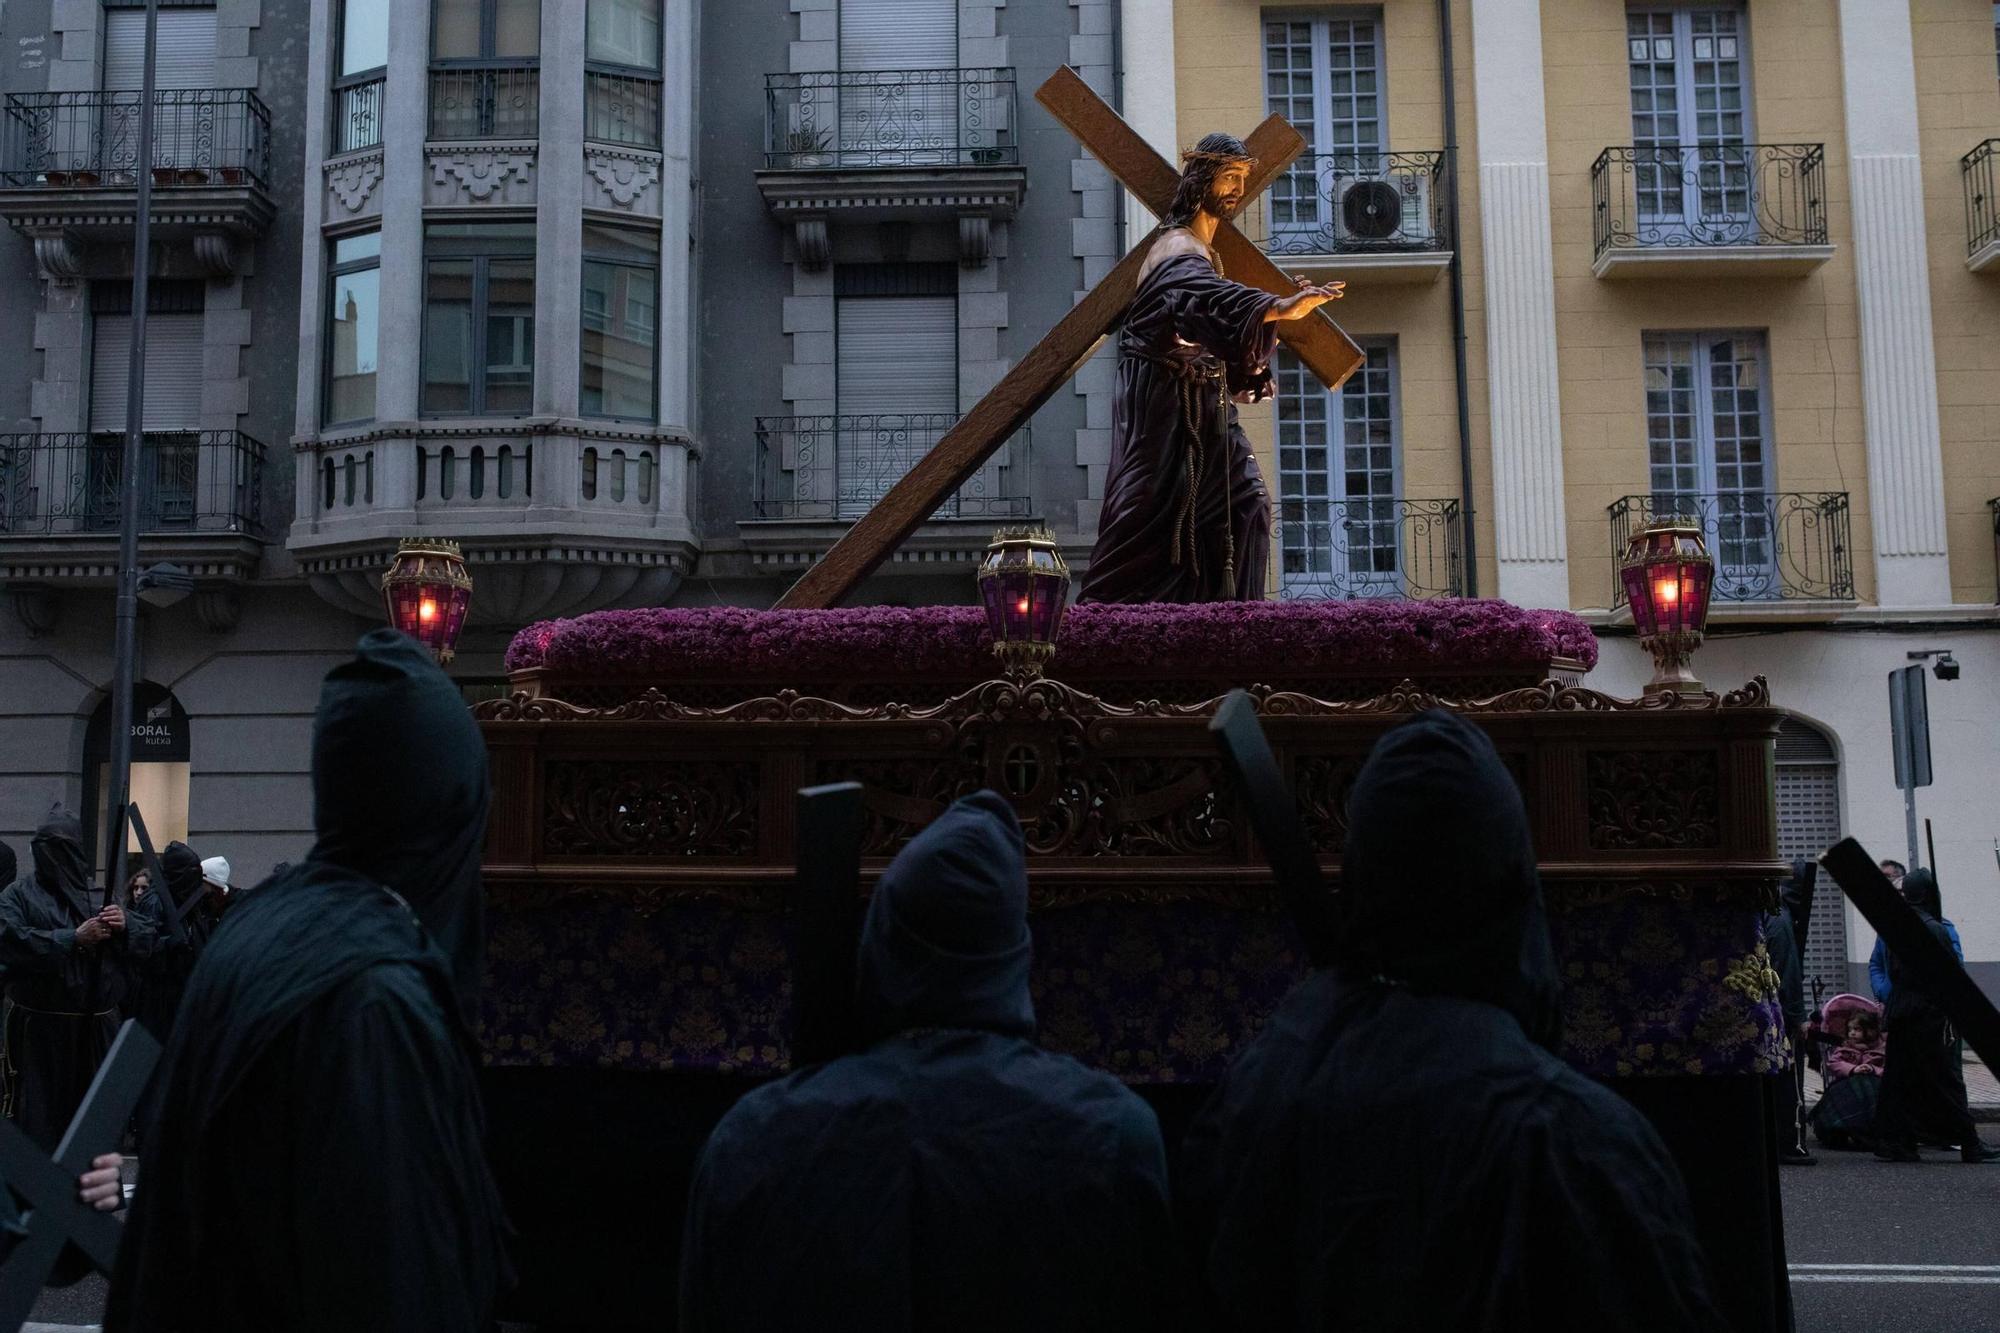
[98,0,162,904]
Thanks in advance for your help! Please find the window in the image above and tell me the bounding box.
[423,222,536,416]
[1275,342,1401,595]
[586,0,662,148]
[1627,8,1750,234]
[1775,716,1848,1002]
[430,0,540,139]
[834,0,957,163]
[581,225,658,420]
[1263,16,1384,239]
[102,7,217,170]
[833,262,956,517]
[335,0,388,152]
[1643,331,1774,592]
[326,231,382,425]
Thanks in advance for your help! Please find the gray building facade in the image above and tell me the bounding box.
[0,0,1115,879]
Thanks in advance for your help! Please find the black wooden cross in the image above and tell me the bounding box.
[1208,691,1337,965]
[125,806,188,945]
[0,1019,162,1331]
[1819,839,2000,1071]
[790,783,868,1068]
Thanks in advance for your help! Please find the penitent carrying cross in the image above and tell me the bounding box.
[774,66,1366,611]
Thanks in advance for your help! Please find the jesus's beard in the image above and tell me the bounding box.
[1203,194,1241,221]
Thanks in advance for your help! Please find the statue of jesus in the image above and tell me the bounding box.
[1078,133,1344,604]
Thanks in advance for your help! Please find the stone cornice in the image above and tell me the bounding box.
[293,419,697,453]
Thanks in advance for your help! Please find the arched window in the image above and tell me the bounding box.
[1776,714,1847,999]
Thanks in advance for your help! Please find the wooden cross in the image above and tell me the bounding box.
[789,782,867,1067]
[0,1019,162,1330]
[775,66,1366,610]
[1209,691,1337,965]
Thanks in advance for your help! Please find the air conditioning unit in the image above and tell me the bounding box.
[1331,172,1434,247]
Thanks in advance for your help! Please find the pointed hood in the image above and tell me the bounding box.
[855,790,1035,1042]
[30,805,91,903]
[308,629,490,1024]
[1900,867,1942,921]
[1337,710,1562,1049]
[160,841,204,907]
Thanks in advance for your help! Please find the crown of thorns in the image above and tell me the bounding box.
[1181,146,1257,167]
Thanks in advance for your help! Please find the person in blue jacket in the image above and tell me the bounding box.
[1869,863,1962,1002]
[680,790,1181,1332]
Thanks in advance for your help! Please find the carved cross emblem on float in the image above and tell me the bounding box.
[776,66,1366,610]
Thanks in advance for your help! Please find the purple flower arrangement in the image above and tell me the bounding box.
[504,599,1598,681]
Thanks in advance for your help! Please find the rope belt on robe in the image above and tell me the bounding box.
[1135,351,1235,590]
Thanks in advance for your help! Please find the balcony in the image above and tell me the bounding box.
[1964,140,1999,273]
[1240,151,1454,286]
[428,65,540,140]
[755,69,1025,268]
[0,91,275,276]
[0,432,266,624]
[1277,498,1466,600]
[1608,493,1855,613]
[744,414,1032,571]
[289,425,696,625]
[1591,144,1832,279]
[333,74,385,155]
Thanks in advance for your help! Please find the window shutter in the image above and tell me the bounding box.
[1775,718,1849,1001]
[836,296,956,415]
[104,9,220,91]
[92,314,206,432]
[838,0,954,70]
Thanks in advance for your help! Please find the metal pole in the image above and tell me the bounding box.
[1904,783,1921,874]
[99,0,160,907]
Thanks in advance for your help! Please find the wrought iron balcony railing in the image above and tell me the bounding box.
[753,414,1031,521]
[1277,497,1465,601]
[1241,150,1454,256]
[1609,492,1853,607]
[1592,144,1827,260]
[428,65,540,141]
[586,69,662,150]
[0,90,272,189]
[333,74,384,154]
[0,431,265,536]
[764,69,1018,169]
[1964,139,1999,260]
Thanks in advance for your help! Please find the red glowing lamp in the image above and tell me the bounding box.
[977,526,1071,678]
[1620,519,1714,696]
[381,538,473,665]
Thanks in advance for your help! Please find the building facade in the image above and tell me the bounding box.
[1,0,1996,1000]
[1166,0,2000,996]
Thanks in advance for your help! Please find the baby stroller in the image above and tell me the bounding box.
[1805,993,1885,1150]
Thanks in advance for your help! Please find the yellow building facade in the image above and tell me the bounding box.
[1140,0,2000,990]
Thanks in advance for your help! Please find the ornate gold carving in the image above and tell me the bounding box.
[542,760,760,858]
[1585,750,1722,851]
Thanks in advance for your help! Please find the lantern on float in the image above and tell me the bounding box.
[381,538,473,665]
[1620,518,1715,696]
[977,526,1071,677]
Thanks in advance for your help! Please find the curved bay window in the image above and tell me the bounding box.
[581,225,659,420]
[586,0,663,149]
[326,230,381,425]
[423,222,536,416]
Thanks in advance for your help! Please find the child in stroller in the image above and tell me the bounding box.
[1806,994,1885,1149]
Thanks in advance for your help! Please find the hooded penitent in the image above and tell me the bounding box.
[1178,711,1724,1332]
[107,631,508,1333]
[680,791,1180,1332]
[0,804,156,1152]
[129,841,219,1042]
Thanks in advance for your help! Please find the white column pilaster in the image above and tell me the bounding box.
[294,0,335,443]
[1836,0,1951,608]
[1468,0,1569,609]
[658,0,697,440]
[536,2,586,419]
[374,0,432,424]
[1118,0,1178,246]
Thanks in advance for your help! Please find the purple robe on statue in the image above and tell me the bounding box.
[1079,230,1283,604]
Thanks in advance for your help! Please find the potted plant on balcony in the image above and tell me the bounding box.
[785,126,833,169]
[970,144,1007,166]
[179,168,210,186]
[152,166,179,188]
[217,166,246,186]
[71,169,101,187]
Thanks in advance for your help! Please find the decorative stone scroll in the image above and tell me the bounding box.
[584,148,663,215]
[426,146,537,207]
[325,152,385,217]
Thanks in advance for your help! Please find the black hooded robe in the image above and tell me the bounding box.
[680,791,1181,1332]
[129,841,220,1043]
[1178,711,1725,1332]
[1080,230,1280,604]
[0,807,156,1152]
[1873,870,1984,1156]
[107,631,509,1332]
